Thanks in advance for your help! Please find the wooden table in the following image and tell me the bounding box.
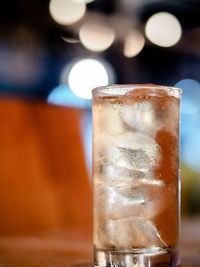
[0,218,200,266]
[0,227,93,266]
[180,217,200,265]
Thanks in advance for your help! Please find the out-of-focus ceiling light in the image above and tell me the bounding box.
[145,12,182,47]
[79,22,115,52]
[49,0,86,25]
[124,29,145,57]
[68,58,110,99]
[74,0,94,3]
[61,36,80,44]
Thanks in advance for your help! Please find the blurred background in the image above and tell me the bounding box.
[0,0,200,242]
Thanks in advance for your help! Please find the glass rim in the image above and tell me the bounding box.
[92,84,181,97]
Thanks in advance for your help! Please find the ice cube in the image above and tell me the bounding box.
[120,102,159,135]
[109,185,145,205]
[94,181,165,222]
[97,165,146,182]
[139,177,166,186]
[94,183,145,211]
[95,132,161,173]
[95,145,149,173]
[111,132,160,160]
[135,218,167,247]
[96,217,167,249]
[94,164,166,188]
[94,182,146,221]
[94,102,125,135]
[118,147,153,171]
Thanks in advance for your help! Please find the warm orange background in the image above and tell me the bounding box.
[0,97,92,235]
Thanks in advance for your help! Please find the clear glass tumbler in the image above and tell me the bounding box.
[92,84,181,267]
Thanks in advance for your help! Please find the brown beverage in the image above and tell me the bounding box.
[92,85,181,266]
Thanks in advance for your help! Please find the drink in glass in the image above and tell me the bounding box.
[92,85,181,266]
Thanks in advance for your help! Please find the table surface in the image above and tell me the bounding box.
[0,218,199,266]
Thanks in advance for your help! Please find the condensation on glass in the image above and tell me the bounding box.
[92,84,181,267]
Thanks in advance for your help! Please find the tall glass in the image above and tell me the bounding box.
[92,85,181,267]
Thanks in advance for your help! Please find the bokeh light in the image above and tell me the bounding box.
[49,0,86,25]
[145,12,182,47]
[68,58,114,99]
[74,0,94,3]
[175,78,200,114]
[79,22,115,52]
[61,36,80,44]
[123,29,145,58]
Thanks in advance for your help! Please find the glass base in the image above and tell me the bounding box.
[94,248,180,267]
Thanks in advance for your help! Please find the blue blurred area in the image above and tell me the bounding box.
[80,112,93,178]
[174,79,200,173]
[47,85,91,109]
[175,79,200,115]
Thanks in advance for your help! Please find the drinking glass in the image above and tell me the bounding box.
[92,84,181,267]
